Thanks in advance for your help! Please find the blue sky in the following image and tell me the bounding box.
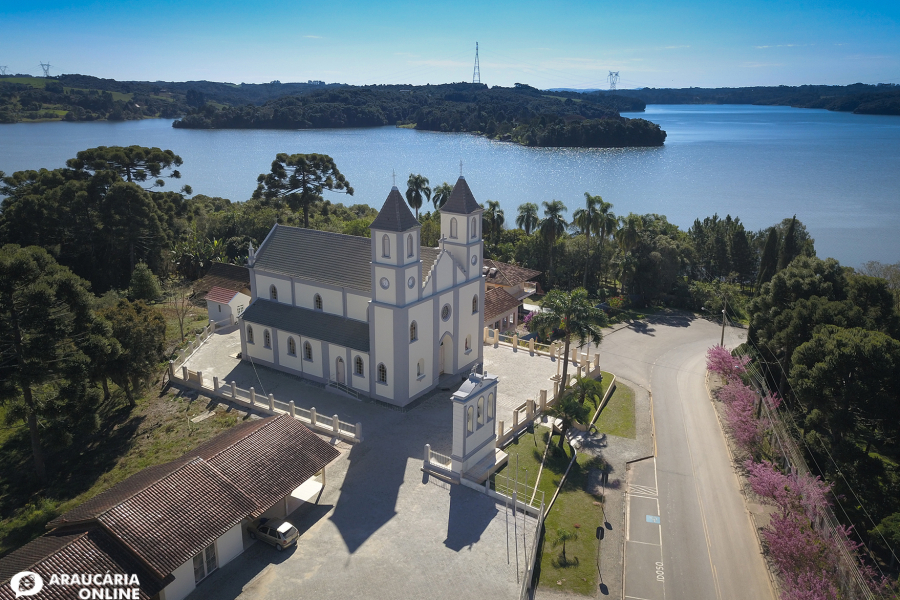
[1,0,898,88]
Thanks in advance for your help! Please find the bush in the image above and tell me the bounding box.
[129,262,161,301]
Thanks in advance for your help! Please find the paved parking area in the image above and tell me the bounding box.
[182,334,539,600]
[481,344,560,428]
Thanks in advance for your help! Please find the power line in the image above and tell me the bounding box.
[39,61,51,78]
[473,42,481,84]
[608,71,620,91]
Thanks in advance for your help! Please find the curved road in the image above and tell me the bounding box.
[593,313,773,600]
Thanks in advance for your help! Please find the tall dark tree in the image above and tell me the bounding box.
[515,202,540,235]
[756,227,779,289]
[729,228,755,290]
[405,174,431,220]
[99,299,167,406]
[253,153,353,228]
[539,200,568,286]
[100,182,166,276]
[573,193,603,289]
[777,215,798,271]
[0,245,99,482]
[431,181,453,210]
[67,145,190,193]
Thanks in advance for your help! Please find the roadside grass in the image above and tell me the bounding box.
[498,426,607,595]
[593,383,636,439]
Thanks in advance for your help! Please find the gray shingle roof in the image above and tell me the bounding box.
[441,176,481,215]
[242,299,370,352]
[254,225,373,292]
[369,186,421,232]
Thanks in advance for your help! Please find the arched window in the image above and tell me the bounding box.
[314,294,323,310]
[477,396,484,425]
[263,329,271,348]
[304,341,313,360]
[288,337,296,356]
[450,218,458,238]
[465,334,471,351]
[377,363,387,384]
[410,321,418,342]
[471,217,477,238]
[472,295,478,314]
[417,358,424,377]
[382,234,390,258]
[467,406,474,433]
[270,284,278,301]
[247,325,254,344]
[407,234,414,258]
[355,356,364,376]
[488,393,494,419]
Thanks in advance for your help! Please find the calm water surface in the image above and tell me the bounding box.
[1,105,899,267]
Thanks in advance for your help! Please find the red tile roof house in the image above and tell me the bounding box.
[481,260,541,332]
[193,262,252,327]
[0,416,339,600]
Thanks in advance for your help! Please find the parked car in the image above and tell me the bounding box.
[247,518,299,551]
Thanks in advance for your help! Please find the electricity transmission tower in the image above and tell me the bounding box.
[40,62,51,77]
[608,71,619,91]
[0,66,7,76]
[472,42,480,84]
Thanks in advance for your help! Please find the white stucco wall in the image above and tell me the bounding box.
[458,280,482,366]
[438,291,454,340]
[277,332,304,372]
[372,265,397,306]
[244,322,274,362]
[255,274,291,305]
[350,352,370,392]
[160,556,195,600]
[432,252,455,294]
[302,339,324,378]
[217,523,244,567]
[408,301,435,397]
[347,293,369,322]
[373,305,395,399]
[328,344,347,382]
[294,282,342,316]
[404,265,419,305]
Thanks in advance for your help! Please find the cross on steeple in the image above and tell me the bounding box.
[459,160,463,176]
[392,170,396,186]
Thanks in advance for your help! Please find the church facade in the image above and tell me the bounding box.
[238,176,485,408]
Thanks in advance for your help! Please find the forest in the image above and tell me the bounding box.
[608,82,900,116]
[1,147,899,582]
[172,83,665,148]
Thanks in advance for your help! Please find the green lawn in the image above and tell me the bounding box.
[498,427,607,595]
[593,382,636,439]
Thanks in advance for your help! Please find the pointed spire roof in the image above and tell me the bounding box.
[369,186,420,232]
[441,176,481,215]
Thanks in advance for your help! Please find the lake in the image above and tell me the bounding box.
[2,105,899,267]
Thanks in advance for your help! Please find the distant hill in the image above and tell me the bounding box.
[602,83,900,116]
[172,82,666,149]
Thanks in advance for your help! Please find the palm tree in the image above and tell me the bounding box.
[539,200,568,286]
[405,173,431,220]
[516,202,540,235]
[553,528,579,565]
[596,199,617,287]
[432,181,453,210]
[548,395,591,449]
[573,193,604,289]
[569,375,604,407]
[483,200,505,246]
[530,288,607,391]
[615,213,642,253]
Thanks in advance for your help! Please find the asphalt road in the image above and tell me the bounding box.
[593,313,773,600]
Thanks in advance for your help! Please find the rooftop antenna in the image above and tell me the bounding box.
[0,66,7,76]
[472,42,480,84]
[40,62,51,78]
[608,71,619,91]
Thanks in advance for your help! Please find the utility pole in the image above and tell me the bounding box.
[720,296,727,347]
[607,71,619,91]
[40,62,51,78]
[472,42,480,84]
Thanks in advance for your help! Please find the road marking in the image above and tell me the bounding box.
[628,493,658,500]
[631,484,658,496]
[646,515,660,524]
[628,539,661,547]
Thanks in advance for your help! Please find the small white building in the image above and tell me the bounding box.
[206,285,250,326]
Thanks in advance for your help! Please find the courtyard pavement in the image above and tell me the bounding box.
[181,333,542,600]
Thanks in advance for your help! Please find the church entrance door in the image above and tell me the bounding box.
[336,357,345,385]
[439,334,453,375]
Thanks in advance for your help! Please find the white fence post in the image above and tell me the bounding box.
[289,401,296,418]
[182,366,188,380]
[540,389,547,412]
[332,415,340,434]
[512,334,518,351]
[529,338,535,355]
[268,393,275,412]
[311,407,317,426]
[527,399,535,420]
[424,443,431,464]
[168,361,175,379]
[483,326,490,343]
[513,410,519,430]
[230,381,236,400]
[249,387,256,406]
[356,422,362,441]
[213,376,219,393]
[197,371,204,386]
[493,329,499,348]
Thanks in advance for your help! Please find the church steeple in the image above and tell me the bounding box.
[370,186,420,232]
[440,176,481,215]
[439,176,483,282]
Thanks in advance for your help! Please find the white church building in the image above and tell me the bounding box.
[238,176,486,408]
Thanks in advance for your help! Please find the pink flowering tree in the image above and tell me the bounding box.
[706,345,749,382]
[718,380,764,456]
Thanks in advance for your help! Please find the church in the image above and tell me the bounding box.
[238,175,485,408]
